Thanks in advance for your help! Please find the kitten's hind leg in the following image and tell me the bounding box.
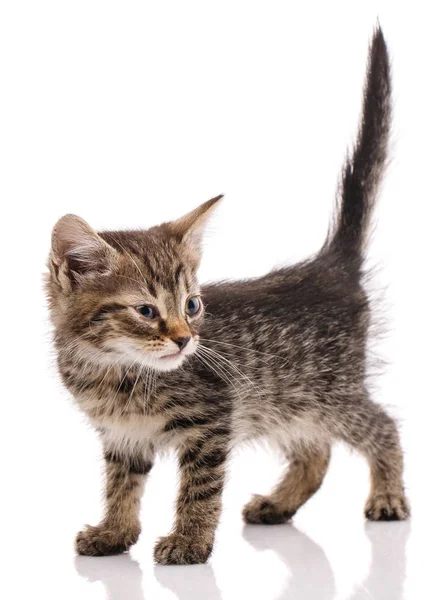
[243,442,331,525]
[335,394,410,521]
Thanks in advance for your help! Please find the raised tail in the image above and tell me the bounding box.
[324,26,391,266]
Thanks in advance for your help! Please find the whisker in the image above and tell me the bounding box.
[195,351,234,389]
[199,344,266,398]
[143,363,153,414]
[92,350,133,396]
[123,364,144,415]
[111,357,141,407]
[147,359,158,415]
[199,337,288,363]
[195,348,246,404]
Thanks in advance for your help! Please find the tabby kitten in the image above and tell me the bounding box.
[46,28,409,565]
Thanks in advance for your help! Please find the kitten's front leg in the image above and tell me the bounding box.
[154,437,228,565]
[76,449,153,556]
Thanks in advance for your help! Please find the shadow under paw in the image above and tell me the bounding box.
[365,493,410,521]
[243,495,295,525]
[75,524,140,556]
[154,533,212,565]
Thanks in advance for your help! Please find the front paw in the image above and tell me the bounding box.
[365,493,410,521]
[154,533,212,565]
[75,524,140,556]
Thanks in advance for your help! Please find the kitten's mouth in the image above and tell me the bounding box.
[159,351,182,361]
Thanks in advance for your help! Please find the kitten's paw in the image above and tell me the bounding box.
[154,533,212,565]
[243,495,294,525]
[365,493,410,521]
[75,524,140,556]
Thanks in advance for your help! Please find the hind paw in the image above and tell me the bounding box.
[243,495,294,525]
[365,493,410,521]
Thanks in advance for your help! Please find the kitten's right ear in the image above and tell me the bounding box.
[51,214,118,281]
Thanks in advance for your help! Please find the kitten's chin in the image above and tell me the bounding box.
[123,350,190,373]
[153,353,188,373]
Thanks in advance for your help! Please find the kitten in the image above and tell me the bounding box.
[46,27,409,565]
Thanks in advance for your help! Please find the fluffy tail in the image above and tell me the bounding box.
[324,26,391,266]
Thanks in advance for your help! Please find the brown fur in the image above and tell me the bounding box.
[46,28,409,565]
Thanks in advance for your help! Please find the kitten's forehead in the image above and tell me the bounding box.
[100,229,198,298]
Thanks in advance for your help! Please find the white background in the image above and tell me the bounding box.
[1,1,432,599]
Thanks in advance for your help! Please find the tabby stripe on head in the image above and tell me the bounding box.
[175,264,183,285]
[166,263,185,294]
[142,260,159,291]
[146,277,157,298]
[91,303,125,323]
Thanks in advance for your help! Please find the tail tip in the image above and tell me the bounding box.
[371,22,387,55]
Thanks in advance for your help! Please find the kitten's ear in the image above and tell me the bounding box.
[169,194,223,256]
[51,214,118,280]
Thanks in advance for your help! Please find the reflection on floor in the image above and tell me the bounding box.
[349,521,410,600]
[75,521,410,600]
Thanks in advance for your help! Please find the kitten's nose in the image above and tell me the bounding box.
[172,336,191,351]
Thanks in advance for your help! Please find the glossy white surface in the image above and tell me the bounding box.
[1,1,432,598]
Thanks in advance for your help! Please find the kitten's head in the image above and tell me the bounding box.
[46,196,222,372]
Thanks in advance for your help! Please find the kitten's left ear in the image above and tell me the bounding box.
[168,194,223,256]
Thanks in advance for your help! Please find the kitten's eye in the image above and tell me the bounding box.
[136,305,159,319]
[186,296,201,316]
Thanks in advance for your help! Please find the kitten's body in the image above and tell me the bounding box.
[47,28,409,565]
